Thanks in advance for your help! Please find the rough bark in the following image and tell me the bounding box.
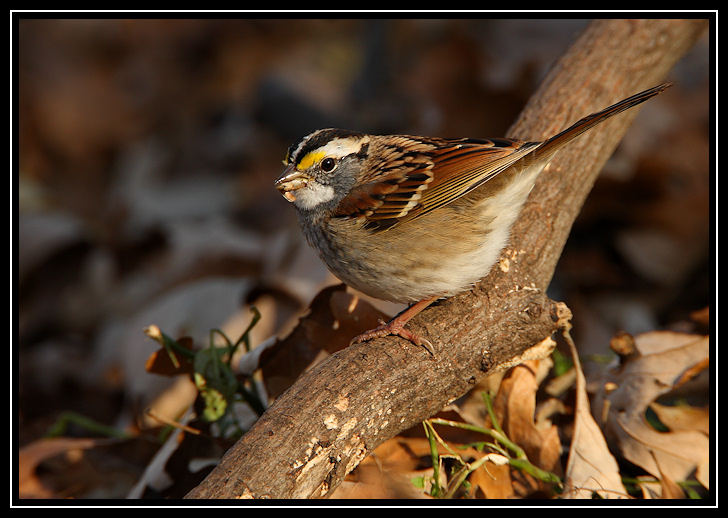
[186,18,708,499]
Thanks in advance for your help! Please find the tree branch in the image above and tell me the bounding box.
[185,19,708,499]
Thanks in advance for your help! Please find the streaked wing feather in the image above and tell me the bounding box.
[416,140,532,213]
[355,138,540,231]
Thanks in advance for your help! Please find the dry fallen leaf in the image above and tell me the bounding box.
[469,460,514,499]
[493,360,562,478]
[332,428,522,500]
[330,438,432,499]
[591,330,709,488]
[19,437,119,499]
[145,335,196,377]
[649,401,709,435]
[563,333,628,499]
[261,284,390,399]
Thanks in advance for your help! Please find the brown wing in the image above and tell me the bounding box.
[333,83,673,232]
[333,136,540,231]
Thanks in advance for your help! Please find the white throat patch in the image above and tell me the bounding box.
[293,182,336,210]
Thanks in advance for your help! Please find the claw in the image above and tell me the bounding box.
[351,297,438,356]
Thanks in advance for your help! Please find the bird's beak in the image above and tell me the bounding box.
[275,165,311,203]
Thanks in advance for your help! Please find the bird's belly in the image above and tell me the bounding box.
[305,200,514,303]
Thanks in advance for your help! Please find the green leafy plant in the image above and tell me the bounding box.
[417,391,562,498]
[144,306,266,437]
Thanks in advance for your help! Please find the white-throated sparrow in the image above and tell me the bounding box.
[275,83,672,351]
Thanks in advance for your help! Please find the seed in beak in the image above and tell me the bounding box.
[275,168,310,202]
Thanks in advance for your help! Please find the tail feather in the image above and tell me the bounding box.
[531,82,672,163]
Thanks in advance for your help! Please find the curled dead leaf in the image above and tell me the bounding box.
[591,330,709,487]
[492,360,563,482]
[563,330,628,499]
[145,335,195,377]
[261,284,390,399]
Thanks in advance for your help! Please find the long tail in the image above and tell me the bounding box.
[531,82,672,163]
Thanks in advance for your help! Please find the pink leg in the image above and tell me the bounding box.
[352,296,438,354]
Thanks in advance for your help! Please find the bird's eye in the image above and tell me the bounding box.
[320,157,336,172]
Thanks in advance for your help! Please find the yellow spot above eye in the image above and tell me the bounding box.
[297,150,325,171]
